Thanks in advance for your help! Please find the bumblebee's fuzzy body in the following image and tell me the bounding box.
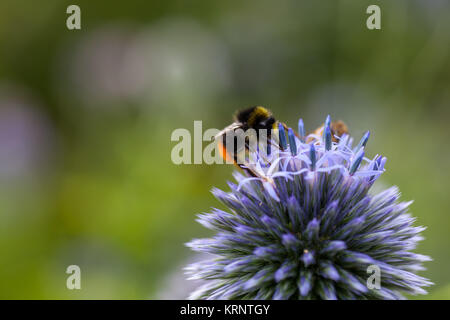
[216,106,276,176]
[310,120,349,143]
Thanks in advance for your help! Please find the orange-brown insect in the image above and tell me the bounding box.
[308,120,348,143]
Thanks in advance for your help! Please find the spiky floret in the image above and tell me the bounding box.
[186,116,432,300]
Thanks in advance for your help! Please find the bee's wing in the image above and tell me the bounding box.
[214,122,242,140]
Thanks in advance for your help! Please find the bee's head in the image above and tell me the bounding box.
[235,106,274,129]
[257,116,276,130]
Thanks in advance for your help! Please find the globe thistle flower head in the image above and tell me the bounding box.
[186,115,432,300]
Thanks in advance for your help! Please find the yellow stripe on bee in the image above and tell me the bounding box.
[247,106,270,127]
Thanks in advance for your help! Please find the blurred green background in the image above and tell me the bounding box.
[0,0,449,299]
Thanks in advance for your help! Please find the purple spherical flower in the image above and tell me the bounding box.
[186,116,432,300]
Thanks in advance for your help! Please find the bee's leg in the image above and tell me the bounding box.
[239,139,258,177]
[236,164,258,177]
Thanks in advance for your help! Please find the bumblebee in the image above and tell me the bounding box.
[215,106,278,176]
